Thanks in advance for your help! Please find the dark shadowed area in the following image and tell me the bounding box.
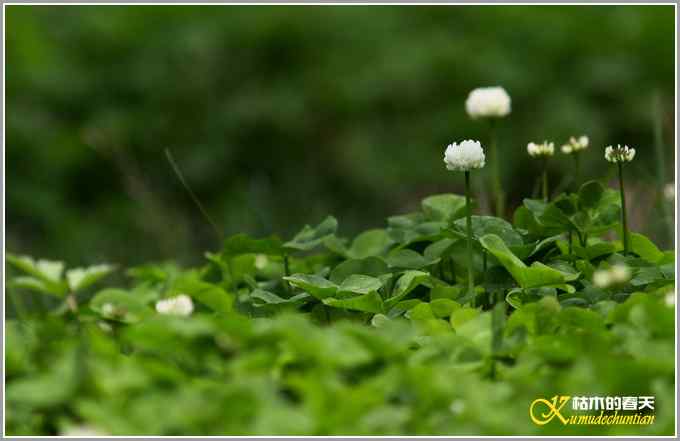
[6,5,675,267]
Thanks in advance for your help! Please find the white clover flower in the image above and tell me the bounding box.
[155,294,194,316]
[101,303,117,317]
[593,265,631,288]
[593,270,612,288]
[527,141,555,158]
[561,135,589,154]
[444,140,486,172]
[449,399,466,415]
[664,182,675,201]
[609,264,631,284]
[254,254,268,270]
[664,291,675,307]
[605,144,635,163]
[97,321,113,333]
[465,86,511,119]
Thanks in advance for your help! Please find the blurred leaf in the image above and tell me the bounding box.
[337,274,383,296]
[284,216,338,252]
[421,194,467,222]
[66,264,115,292]
[346,229,393,259]
[284,274,338,299]
[323,291,384,313]
[223,234,283,257]
[90,288,153,323]
[629,232,664,263]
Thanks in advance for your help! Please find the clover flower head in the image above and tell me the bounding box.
[101,302,117,317]
[664,291,675,307]
[593,270,612,288]
[605,144,635,163]
[561,135,589,154]
[465,86,511,119]
[664,182,675,201]
[593,264,631,288]
[527,141,555,158]
[449,399,466,415]
[609,264,631,284]
[444,140,486,172]
[156,294,194,316]
[254,254,269,270]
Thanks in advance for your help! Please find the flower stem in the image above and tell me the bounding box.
[617,162,630,254]
[573,152,581,191]
[568,230,573,255]
[8,289,28,321]
[652,91,672,244]
[541,158,549,202]
[488,120,505,217]
[464,171,475,306]
[283,253,292,294]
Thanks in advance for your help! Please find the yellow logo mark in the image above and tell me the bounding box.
[530,395,571,425]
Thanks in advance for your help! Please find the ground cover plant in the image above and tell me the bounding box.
[5,96,676,435]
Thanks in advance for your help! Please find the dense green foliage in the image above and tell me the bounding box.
[6,5,675,265]
[6,181,675,435]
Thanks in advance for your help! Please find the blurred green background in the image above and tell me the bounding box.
[6,5,676,267]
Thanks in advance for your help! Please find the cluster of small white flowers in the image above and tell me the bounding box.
[444,140,486,172]
[604,145,636,163]
[465,86,511,119]
[155,294,194,316]
[527,141,555,158]
[593,264,632,288]
[561,135,589,154]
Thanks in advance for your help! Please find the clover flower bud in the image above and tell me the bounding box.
[155,294,194,316]
[605,144,635,163]
[665,291,675,307]
[609,264,631,284]
[664,183,675,201]
[593,264,631,288]
[443,140,486,172]
[101,303,117,317]
[593,270,612,288]
[449,399,466,415]
[254,254,269,270]
[465,86,511,119]
[561,135,589,154]
[527,141,555,158]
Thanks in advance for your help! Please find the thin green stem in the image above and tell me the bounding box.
[225,258,235,292]
[488,120,505,217]
[568,230,573,255]
[618,162,630,254]
[573,152,581,191]
[165,148,223,241]
[652,91,672,244]
[483,250,487,273]
[448,258,455,284]
[465,171,475,306]
[541,158,549,202]
[8,289,28,321]
[283,253,292,294]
